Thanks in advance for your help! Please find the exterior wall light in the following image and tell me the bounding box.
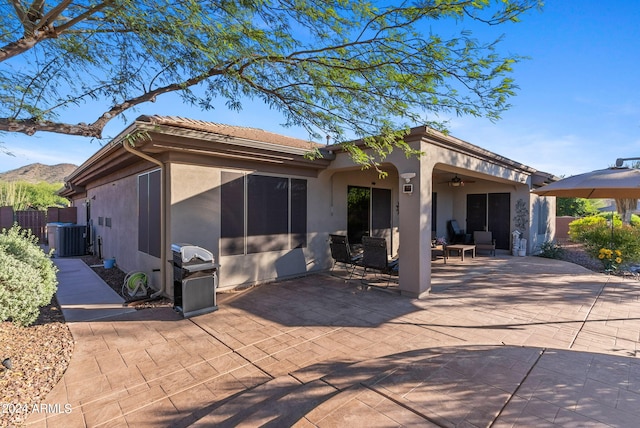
[400,172,416,183]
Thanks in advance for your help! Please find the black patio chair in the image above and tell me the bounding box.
[329,234,362,280]
[447,219,471,244]
[360,236,397,288]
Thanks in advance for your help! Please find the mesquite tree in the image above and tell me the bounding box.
[1,0,541,168]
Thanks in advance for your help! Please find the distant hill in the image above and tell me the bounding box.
[0,163,78,183]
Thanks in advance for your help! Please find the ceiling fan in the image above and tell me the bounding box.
[441,174,475,187]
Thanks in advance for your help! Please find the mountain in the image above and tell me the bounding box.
[0,163,78,183]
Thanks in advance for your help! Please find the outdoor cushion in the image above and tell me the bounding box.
[473,231,496,256]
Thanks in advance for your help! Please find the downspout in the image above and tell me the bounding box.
[122,142,167,298]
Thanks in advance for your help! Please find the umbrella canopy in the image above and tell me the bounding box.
[532,167,640,199]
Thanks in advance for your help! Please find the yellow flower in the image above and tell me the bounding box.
[615,250,622,256]
[598,253,605,259]
[615,257,622,264]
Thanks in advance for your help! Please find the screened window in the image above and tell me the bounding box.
[138,169,161,257]
[290,179,307,249]
[221,172,245,255]
[220,173,307,255]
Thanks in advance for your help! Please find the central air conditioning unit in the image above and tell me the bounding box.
[55,224,86,257]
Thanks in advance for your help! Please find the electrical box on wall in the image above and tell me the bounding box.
[402,183,413,194]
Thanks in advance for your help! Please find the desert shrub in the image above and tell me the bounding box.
[537,241,564,259]
[0,225,58,326]
[568,215,640,268]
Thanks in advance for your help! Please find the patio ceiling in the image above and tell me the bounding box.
[432,168,515,187]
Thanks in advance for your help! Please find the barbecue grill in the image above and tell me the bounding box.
[171,243,219,318]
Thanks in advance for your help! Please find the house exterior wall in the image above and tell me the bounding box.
[73,176,136,266]
[70,168,165,289]
[166,162,336,294]
[167,163,220,258]
[529,195,556,253]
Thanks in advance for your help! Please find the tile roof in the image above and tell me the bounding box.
[137,115,323,151]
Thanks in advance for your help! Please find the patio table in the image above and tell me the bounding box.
[431,244,444,261]
[444,244,476,263]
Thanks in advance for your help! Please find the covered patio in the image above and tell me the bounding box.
[324,126,556,298]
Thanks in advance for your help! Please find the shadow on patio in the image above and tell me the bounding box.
[148,345,640,427]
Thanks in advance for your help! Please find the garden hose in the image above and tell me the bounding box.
[122,272,148,297]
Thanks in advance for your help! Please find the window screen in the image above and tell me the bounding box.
[220,173,307,255]
[247,175,289,253]
[290,179,307,248]
[138,169,161,257]
[221,172,245,255]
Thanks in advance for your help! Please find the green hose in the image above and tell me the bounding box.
[122,272,148,297]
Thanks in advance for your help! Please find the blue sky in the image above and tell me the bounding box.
[1,1,639,177]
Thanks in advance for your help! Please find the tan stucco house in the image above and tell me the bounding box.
[60,115,557,299]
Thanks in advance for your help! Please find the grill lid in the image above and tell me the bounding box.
[171,243,214,264]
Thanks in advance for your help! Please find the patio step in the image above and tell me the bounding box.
[185,375,340,427]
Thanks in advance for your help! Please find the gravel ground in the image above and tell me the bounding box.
[557,241,604,272]
[80,255,173,309]
[0,256,169,427]
[0,297,73,427]
[0,245,603,427]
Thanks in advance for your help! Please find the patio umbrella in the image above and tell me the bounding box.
[531,167,640,199]
[532,166,640,245]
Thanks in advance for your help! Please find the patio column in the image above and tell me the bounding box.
[397,169,431,298]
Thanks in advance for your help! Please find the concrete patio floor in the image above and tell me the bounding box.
[26,255,640,427]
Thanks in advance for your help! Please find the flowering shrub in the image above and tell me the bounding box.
[568,214,640,267]
[0,225,58,326]
[598,248,623,273]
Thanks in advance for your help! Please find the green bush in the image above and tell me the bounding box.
[569,214,640,269]
[0,225,58,326]
[537,241,564,259]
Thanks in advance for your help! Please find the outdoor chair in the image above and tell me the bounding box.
[329,234,362,280]
[360,236,397,288]
[473,231,496,256]
[447,219,471,244]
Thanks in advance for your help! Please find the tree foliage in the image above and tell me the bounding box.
[556,197,600,217]
[0,181,68,210]
[0,0,541,168]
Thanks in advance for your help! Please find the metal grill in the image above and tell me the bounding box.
[171,243,219,318]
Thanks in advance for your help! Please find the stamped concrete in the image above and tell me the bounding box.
[24,255,640,427]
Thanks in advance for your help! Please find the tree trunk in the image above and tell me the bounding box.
[615,198,637,224]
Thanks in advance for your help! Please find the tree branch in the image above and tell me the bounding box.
[0,118,103,137]
[0,63,232,137]
[0,1,113,62]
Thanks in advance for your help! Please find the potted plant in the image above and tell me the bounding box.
[518,239,527,257]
